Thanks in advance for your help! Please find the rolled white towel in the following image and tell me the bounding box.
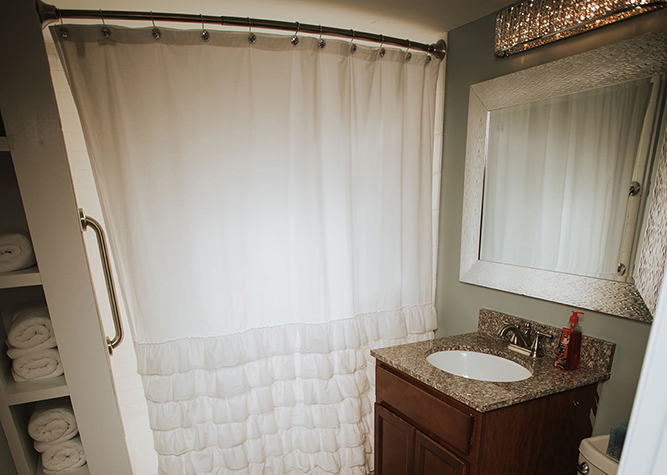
[6,341,57,359]
[28,400,78,444]
[6,303,56,350]
[33,434,83,453]
[12,348,64,382]
[0,230,36,273]
[39,437,86,473]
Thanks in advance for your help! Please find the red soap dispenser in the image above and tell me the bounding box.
[554,311,583,371]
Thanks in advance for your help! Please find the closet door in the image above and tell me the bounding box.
[0,1,132,475]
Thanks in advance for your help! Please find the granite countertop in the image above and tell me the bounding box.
[371,324,613,413]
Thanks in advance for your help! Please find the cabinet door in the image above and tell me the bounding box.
[414,431,468,475]
[375,403,415,475]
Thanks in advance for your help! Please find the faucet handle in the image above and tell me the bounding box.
[530,329,553,357]
[533,329,553,339]
[522,322,532,338]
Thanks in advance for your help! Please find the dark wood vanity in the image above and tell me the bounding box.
[375,362,599,475]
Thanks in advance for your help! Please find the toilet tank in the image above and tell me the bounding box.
[578,435,619,475]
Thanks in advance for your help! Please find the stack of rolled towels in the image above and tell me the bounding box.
[28,400,86,473]
[6,303,63,382]
[0,230,36,274]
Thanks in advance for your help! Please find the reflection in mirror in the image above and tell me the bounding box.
[461,30,667,322]
[481,76,665,282]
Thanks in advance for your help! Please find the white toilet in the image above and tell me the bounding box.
[578,434,619,474]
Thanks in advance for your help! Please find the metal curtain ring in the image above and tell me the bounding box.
[291,21,300,45]
[200,14,210,41]
[248,17,256,44]
[150,11,161,40]
[318,25,326,49]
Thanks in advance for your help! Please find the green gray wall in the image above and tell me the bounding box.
[436,9,667,436]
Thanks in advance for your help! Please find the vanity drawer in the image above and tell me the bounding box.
[376,364,474,455]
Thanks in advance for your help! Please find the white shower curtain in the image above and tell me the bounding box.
[54,26,439,475]
[481,78,652,280]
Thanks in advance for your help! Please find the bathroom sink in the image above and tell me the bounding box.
[426,351,531,382]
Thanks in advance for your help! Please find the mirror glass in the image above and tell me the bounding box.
[480,76,664,283]
[460,30,667,322]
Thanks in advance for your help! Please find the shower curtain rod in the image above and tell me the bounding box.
[37,0,447,60]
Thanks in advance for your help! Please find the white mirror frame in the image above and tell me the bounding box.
[460,30,667,323]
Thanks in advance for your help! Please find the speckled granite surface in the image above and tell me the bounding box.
[478,309,615,373]
[371,309,615,413]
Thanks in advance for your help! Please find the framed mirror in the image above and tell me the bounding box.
[460,30,667,322]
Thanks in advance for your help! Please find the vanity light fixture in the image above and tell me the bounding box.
[495,0,666,57]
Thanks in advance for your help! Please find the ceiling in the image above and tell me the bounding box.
[49,0,519,43]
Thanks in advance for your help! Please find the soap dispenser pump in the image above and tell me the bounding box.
[554,311,583,371]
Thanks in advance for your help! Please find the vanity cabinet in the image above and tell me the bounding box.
[375,362,599,475]
[376,403,467,475]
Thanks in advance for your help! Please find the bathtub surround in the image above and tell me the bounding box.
[54,26,440,474]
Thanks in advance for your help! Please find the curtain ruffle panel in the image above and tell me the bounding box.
[138,306,436,474]
[54,26,440,475]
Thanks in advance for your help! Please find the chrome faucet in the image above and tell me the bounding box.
[498,322,552,358]
[499,323,531,347]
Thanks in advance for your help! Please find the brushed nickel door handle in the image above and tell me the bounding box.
[79,208,124,355]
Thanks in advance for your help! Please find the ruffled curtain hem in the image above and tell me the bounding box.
[135,303,436,475]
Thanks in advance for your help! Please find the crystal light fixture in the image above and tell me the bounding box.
[495,0,666,57]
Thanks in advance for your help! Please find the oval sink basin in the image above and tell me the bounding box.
[426,351,531,382]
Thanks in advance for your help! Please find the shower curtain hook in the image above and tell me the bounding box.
[200,14,210,41]
[58,10,68,38]
[248,17,256,44]
[379,34,386,57]
[291,22,300,46]
[318,25,326,49]
[350,29,357,53]
[150,12,161,40]
[405,39,412,62]
[100,9,111,37]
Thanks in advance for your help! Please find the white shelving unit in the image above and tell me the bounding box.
[0,1,132,475]
[0,269,41,290]
[0,98,88,475]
